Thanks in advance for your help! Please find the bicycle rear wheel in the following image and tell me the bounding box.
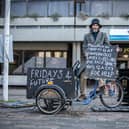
[100,81,123,108]
[36,86,65,115]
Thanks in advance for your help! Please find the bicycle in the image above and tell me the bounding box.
[73,60,124,108]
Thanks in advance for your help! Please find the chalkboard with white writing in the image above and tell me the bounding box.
[85,44,117,80]
[27,68,75,99]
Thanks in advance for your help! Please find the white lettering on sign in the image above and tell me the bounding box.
[85,44,117,80]
[29,68,73,87]
[30,69,64,80]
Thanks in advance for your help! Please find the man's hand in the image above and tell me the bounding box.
[116,46,121,52]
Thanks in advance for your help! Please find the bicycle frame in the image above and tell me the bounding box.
[73,60,123,107]
[83,80,99,105]
[73,61,102,105]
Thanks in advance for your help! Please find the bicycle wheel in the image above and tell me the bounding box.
[36,86,65,115]
[100,81,123,108]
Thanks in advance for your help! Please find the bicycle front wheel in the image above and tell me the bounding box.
[100,81,123,108]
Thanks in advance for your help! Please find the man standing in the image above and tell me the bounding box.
[78,18,110,101]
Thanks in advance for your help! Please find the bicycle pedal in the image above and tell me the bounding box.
[83,98,92,105]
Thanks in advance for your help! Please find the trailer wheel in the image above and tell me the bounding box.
[36,85,66,115]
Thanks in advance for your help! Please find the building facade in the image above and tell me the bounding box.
[0,0,129,85]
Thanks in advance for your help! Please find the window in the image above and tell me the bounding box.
[27,1,48,16]
[11,0,27,17]
[113,0,129,17]
[117,45,129,70]
[10,50,67,75]
[90,0,112,17]
[48,1,70,17]
[10,0,74,17]
[10,0,129,18]
[0,0,4,17]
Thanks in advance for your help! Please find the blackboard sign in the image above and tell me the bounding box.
[85,44,117,80]
[27,68,75,99]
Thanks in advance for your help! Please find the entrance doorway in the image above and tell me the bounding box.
[117,45,129,70]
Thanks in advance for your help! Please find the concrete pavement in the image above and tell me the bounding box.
[0,87,129,129]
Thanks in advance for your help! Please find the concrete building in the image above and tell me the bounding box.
[0,0,129,86]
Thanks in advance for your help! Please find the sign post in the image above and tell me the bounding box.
[3,0,11,101]
[110,29,129,41]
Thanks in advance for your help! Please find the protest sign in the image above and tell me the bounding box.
[27,68,75,98]
[85,44,117,80]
